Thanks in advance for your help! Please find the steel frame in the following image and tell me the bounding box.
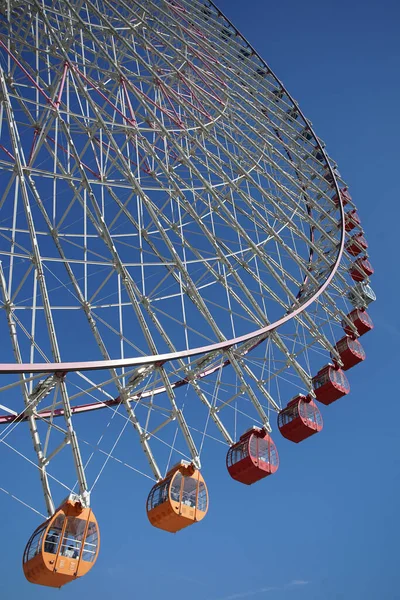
[0,0,369,514]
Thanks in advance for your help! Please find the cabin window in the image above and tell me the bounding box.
[24,525,46,562]
[182,477,197,508]
[313,374,325,389]
[147,476,172,510]
[249,436,258,459]
[362,312,372,326]
[301,402,322,427]
[197,481,207,512]
[171,472,182,502]
[59,517,86,559]
[227,441,248,466]
[81,521,98,563]
[43,515,64,555]
[257,437,270,463]
[348,338,357,352]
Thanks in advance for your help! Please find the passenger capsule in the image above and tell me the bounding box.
[301,127,313,141]
[238,48,251,59]
[23,496,99,588]
[272,88,284,100]
[333,335,366,370]
[347,281,376,308]
[313,148,325,162]
[333,186,352,207]
[278,395,323,443]
[345,209,361,232]
[220,27,232,40]
[342,308,374,337]
[146,462,208,533]
[312,364,350,405]
[346,232,368,256]
[256,68,267,77]
[286,107,299,120]
[324,169,335,184]
[349,256,374,282]
[226,427,278,485]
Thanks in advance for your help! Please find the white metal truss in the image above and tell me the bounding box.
[0,0,373,514]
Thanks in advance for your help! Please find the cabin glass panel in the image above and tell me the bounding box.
[330,368,339,386]
[258,438,276,464]
[43,515,65,555]
[182,477,198,508]
[171,472,183,502]
[348,338,365,358]
[313,372,327,389]
[338,370,349,389]
[24,525,47,562]
[227,441,248,466]
[59,517,86,559]
[81,522,98,563]
[147,476,172,510]
[278,403,298,426]
[249,436,258,459]
[300,402,322,427]
[197,481,207,512]
[362,311,373,326]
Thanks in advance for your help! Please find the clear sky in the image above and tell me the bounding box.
[0,0,399,599]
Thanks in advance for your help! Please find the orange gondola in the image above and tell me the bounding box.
[226,427,279,485]
[342,308,374,337]
[23,496,99,588]
[333,335,366,370]
[312,364,350,405]
[147,462,208,533]
[278,395,323,443]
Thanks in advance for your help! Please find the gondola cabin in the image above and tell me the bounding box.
[350,256,374,282]
[23,496,99,588]
[324,169,334,184]
[333,186,351,207]
[346,232,368,256]
[347,281,376,308]
[301,127,313,141]
[345,209,361,232]
[333,335,366,370]
[342,308,374,337]
[146,462,208,533]
[226,427,279,485]
[278,395,323,443]
[312,364,350,405]
[312,148,324,163]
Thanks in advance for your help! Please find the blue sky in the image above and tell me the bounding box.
[0,0,399,598]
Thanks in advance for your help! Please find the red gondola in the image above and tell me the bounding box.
[333,335,366,370]
[346,232,368,256]
[333,186,351,207]
[342,308,374,337]
[349,256,374,282]
[345,209,361,232]
[226,428,279,485]
[278,395,323,443]
[312,364,350,405]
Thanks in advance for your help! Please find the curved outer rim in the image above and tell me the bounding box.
[0,0,345,375]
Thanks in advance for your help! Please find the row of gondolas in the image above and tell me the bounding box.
[23,187,374,588]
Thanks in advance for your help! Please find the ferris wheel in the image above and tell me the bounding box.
[0,0,375,588]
